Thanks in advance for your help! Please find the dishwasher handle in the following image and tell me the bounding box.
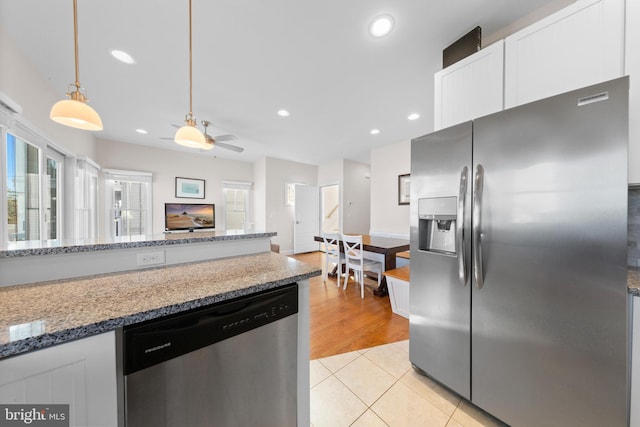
[123,283,298,375]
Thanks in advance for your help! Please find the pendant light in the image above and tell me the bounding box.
[50,0,103,131]
[175,0,209,149]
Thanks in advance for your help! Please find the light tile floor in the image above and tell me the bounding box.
[310,340,508,427]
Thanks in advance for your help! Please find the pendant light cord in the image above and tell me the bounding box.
[73,0,80,89]
[188,0,193,117]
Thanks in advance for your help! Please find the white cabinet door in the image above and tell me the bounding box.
[434,40,504,131]
[0,332,119,427]
[632,297,640,427]
[504,0,624,109]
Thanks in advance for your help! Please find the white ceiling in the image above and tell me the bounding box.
[1,0,562,165]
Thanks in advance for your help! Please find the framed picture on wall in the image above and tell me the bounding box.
[398,174,410,205]
[175,177,205,199]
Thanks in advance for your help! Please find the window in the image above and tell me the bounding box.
[103,169,152,238]
[6,132,40,241]
[2,106,69,244]
[45,150,64,240]
[5,132,64,242]
[75,158,100,240]
[223,181,251,233]
[285,182,296,207]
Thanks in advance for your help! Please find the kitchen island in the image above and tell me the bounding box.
[0,232,320,426]
[0,230,277,286]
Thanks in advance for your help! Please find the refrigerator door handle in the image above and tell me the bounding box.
[473,164,484,289]
[457,166,468,287]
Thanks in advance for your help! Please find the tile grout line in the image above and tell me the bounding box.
[313,342,455,427]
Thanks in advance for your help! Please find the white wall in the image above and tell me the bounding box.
[318,159,343,187]
[342,160,370,235]
[95,138,253,235]
[253,157,267,231]
[369,140,410,238]
[0,28,96,158]
[257,157,317,253]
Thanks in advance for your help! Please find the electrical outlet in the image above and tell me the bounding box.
[136,250,165,266]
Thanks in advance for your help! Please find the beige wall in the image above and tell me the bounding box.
[255,157,318,253]
[96,138,253,235]
[369,140,410,238]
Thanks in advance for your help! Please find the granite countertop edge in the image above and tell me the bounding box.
[0,231,277,258]
[628,268,640,297]
[0,253,320,359]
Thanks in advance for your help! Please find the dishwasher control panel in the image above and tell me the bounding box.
[123,283,298,375]
[223,301,292,331]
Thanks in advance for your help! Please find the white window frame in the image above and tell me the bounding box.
[103,169,153,238]
[74,157,101,241]
[1,111,72,244]
[223,180,252,232]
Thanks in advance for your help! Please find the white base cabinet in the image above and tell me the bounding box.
[504,0,625,109]
[0,332,119,427]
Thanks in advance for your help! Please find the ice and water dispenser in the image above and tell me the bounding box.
[418,196,457,255]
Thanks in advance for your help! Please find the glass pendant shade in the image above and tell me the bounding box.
[201,138,214,151]
[175,124,207,149]
[50,98,103,131]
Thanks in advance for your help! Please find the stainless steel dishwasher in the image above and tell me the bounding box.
[123,283,298,427]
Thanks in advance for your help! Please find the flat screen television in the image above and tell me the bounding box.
[164,203,215,232]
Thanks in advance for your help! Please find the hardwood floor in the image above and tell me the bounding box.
[289,251,409,359]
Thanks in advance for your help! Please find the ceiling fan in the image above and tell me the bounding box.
[162,121,244,152]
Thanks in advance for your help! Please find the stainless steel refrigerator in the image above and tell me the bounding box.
[409,77,629,427]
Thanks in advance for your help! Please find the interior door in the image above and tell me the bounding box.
[293,184,319,254]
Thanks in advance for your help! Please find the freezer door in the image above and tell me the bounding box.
[471,77,629,427]
[410,121,472,399]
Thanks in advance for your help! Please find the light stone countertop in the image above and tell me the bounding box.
[628,268,640,297]
[0,230,276,258]
[0,251,320,359]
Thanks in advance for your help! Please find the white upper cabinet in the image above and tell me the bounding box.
[434,40,504,131]
[504,0,625,109]
[626,0,640,184]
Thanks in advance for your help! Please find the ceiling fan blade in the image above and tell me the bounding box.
[160,137,174,140]
[216,141,244,152]
[213,134,237,142]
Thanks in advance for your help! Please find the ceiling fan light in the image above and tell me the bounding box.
[50,98,103,131]
[201,137,214,151]
[175,124,207,149]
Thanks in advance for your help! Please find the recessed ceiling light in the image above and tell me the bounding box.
[111,49,135,64]
[277,109,290,117]
[408,113,420,121]
[370,129,380,135]
[369,14,395,38]
[135,128,148,134]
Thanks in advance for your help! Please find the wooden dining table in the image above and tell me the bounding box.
[314,234,410,296]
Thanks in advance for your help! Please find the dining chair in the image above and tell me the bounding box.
[341,234,382,298]
[321,232,345,288]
